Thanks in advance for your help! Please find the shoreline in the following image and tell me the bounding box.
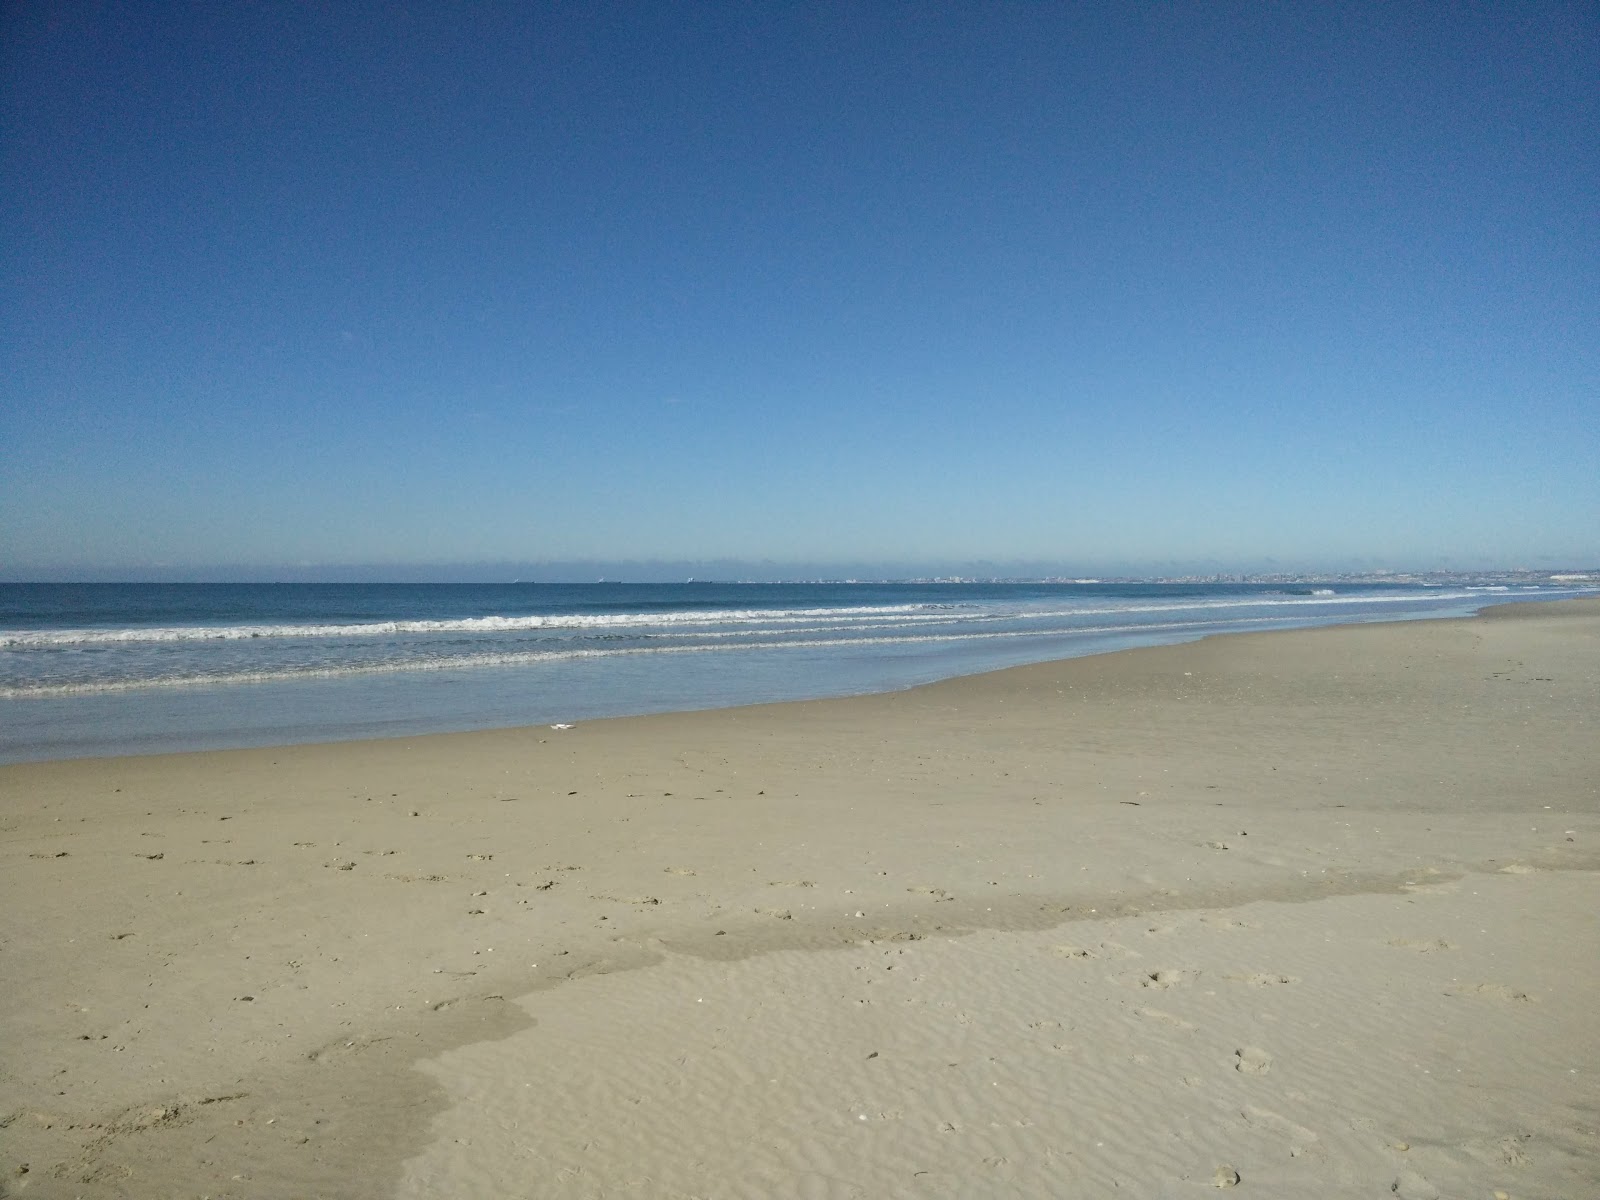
[3,599,1597,1197]
[1,594,1582,769]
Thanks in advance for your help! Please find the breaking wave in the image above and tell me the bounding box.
[1,617,1243,698]
[0,590,1482,649]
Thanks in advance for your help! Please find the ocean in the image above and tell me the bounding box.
[2,580,1591,764]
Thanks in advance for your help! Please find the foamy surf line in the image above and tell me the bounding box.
[0,614,1308,698]
[0,589,1483,648]
[0,603,953,646]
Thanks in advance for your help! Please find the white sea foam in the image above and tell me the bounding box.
[0,615,1278,698]
[0,604,949,647]
[0,590,1481,649]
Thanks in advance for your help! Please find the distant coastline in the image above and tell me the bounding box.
[3,566,1595,586]
[763,569,1600,586]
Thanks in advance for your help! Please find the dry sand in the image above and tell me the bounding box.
[2,601,1596,1198]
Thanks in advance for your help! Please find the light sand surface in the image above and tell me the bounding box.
[2,601,1597,1198]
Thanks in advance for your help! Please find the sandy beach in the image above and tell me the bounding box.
[2,600,1596,1198]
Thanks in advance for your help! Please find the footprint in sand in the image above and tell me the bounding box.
[1387,937,1456,952]
[1137,1007,1197,1031]
[1223,972,1299,986]
[1235,1046,1272,1074]
[1139,969,1198,989]
[1392,1168,1440,1199]
[1059,940,1137,961]
[1401,880,1458,896]
[1241,1105,1321,1157]
[1462,1133,1533,1167]
[105,1101,196,1135]
[1052,945,1098,960]
[307,1034,391,1063]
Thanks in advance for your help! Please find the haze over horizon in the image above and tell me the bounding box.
[4,3,1596,577]
[5,554,1596,586]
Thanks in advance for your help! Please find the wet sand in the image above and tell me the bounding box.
[2,601,1597,1198]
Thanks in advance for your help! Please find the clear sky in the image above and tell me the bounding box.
[3,1,1596,579]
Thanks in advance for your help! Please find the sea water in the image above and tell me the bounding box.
[1,580,1590,763]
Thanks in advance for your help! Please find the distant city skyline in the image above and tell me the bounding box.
[4,3,1596,576]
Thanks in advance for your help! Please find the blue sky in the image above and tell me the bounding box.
[3,1,1596,578]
